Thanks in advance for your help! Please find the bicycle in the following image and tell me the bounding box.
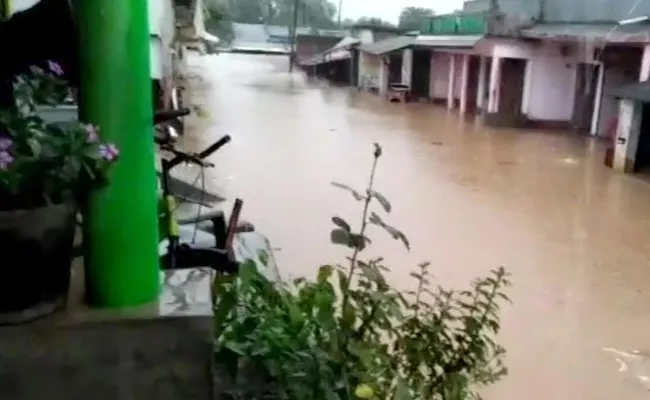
[74,108,241,274]
[154,118,238,273]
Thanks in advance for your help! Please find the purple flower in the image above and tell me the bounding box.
[99,143,119,162]
[0,137,12,151]
[0,151,13,170]
[47,60,64,76]
[85,124,99,142]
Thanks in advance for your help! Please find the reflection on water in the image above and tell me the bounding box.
[182,53,650,400]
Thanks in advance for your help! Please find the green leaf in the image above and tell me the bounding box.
[258,250,269,266]
[393,379,411,400]
[342,301,356,328]
[368,212,411,250]
[337,269,349,293]
[331,228,351,246]
[369,190,392,213]
[331,181,365,201]
[332,216,352,232]
[317,265,334,284]
[349,233,370,251]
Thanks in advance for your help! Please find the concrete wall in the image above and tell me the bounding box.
[525,47,577,121]
[0,316,214,400]
[493,0,650,23]
[491,40,601,122]
[430,52,450,99]
[149,0,176,80]
[543,0,650,22]
[359,52,381,90]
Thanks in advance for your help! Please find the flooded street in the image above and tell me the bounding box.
[183,53,650,399]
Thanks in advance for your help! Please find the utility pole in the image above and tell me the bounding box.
[289,0,300,72]
[337,0,343,27]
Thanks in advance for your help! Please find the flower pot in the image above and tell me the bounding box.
[0,201,77,324]
[34,104,78,125]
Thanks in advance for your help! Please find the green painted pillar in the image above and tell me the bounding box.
[75,0,160,307]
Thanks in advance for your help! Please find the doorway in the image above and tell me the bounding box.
[388,53,402,85]
[635,103,650,172]
[572,63,599,132]
[498,58,526,115]
[411,49,431,100]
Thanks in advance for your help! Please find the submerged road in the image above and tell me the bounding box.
[180,52,650,399]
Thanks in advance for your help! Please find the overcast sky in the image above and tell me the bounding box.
[340,0,465,24]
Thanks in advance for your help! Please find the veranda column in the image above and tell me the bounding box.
[401,48,413,87]
[447,53,456,110]
[613,98,643,173]
[476,56,487,112]
[459,54,470,114]
[487,56,501,113]
[640,44,650,81]
[75,0,160,307]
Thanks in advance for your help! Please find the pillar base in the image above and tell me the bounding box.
[0,263,215,400]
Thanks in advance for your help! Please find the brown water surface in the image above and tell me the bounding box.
[182,53,650,399]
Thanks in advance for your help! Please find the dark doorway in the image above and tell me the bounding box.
[388,53,402,85]
[498,58,526,115]
[635,103,650,172]
[411,49,431,100]
[571,63,599,132]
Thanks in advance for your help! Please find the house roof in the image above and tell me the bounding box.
[520,23,650,43]
[359,36,415,55]
[350,24,403,34]
[328,37,361,52]
[607,80,650,102]
[359,34,482,55]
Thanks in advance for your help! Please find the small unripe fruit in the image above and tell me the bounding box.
[355,384,374,398]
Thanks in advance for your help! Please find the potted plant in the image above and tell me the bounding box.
[0,61,119,324]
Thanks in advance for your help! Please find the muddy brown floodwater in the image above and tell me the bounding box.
[181,53,650,399]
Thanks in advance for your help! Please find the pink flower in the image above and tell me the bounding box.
[85,124,99,142]
[0,151,13,170]
[99,143,119,162]
[0,137,12,151]
[47,60,64,76]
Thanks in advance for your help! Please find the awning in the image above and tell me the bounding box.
[358,34,483,55]
[329,36,361,51]
[359,36,415,55]
[414,35,483,48]
[520,23,650,43]
[607,81,650,102]
[299,36,359,66]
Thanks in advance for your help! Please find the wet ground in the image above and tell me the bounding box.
[181,53,650,399]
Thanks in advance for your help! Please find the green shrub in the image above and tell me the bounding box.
[213,144,511,400]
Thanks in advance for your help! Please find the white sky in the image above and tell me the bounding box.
[340,0,466,24]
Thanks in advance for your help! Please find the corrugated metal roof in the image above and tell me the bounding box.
[359,36,415,55]
[327,37,361,52]
[521,23,650,43]
[607,80,650,102]
[415,35,483,48]
[358,34,481,55]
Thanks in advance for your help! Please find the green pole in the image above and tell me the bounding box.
[75,0,160,307]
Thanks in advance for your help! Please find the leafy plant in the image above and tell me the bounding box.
[0,61,118,210]
[213,144,511,400]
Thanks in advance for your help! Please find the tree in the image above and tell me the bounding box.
[353,16,396,28]
[204,0,234,43]
[219,0,337,29]
[398,6,434,31]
